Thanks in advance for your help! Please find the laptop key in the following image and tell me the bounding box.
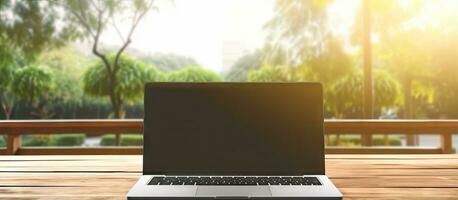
[148,177,164,185]
[154,176,321,186]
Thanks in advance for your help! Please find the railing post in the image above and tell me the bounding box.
[6,134,21,155]
[325,134,330,146]
[406,135,418,146]
[383,134,389,146]
[441,132,453,154]
[115,134,121,146]
[361,132,372,146]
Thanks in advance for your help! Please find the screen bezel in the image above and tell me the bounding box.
[142,82,325,176]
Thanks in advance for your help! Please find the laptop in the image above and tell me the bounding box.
[127,82,342,200]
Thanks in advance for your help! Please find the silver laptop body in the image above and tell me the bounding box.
[127,82,342,200]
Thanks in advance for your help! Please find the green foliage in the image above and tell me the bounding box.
[226,45,288,81]
[326,135,401,146]
[302,38,353,85]
[0,0,80,60]
[117,63,164,103]
[100,135,115,146]
[377,30,435,118]
[83,54,164,103]
[22,134,85,146]
[428,30,458,118]
[0,50,16,118]
[0,60,15,88]
[36,46,89,117]
[247,66,302,82]
[61,0,156,44]
[226,52,263,82]
[63,0,157,118]
[351,0,425,45]
[51,134,85,146]
[0,136,5,147]
[266,0,332,58]
[0,46,22,119]
[100,134,143,146]
[0,48,16,87]
[329,69,401,118]
[326,136,360,147]
[372,137,402,146]
[167,67,222,82]
[374,70,402,109]
[22,135,52,147]
[11,65,55,103]
[137,53,200,72]
[120,135,143,146]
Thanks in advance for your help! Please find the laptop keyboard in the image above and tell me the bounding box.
[148,176,321,186]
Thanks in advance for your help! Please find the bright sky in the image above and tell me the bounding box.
[98,0,359,73]
[80,0,458,73]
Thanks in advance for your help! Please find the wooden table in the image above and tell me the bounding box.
[0,155,457,199]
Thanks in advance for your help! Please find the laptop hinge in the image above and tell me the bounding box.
[215,196,250,199]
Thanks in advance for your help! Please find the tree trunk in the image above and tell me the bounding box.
[403,80,413,119]
[362,0,373,119]
[108,67,123,146]
[403,79,418,146]
[1,101,13,120]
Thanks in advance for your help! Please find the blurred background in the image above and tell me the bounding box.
[0,0,457,151]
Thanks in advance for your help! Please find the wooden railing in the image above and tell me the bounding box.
[0,119,456,155]
[325,120,455,154]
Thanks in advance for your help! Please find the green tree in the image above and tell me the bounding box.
[377,30,434,119]
[428,27,458,118]
[83,53,163,144]
[225,44,289,81]
[0,0,85,119]
[36,46,91,119]
[265,0,332,60]
[351,0,425,45]
[296,37,354,111]
[247,66,302,82]
[0,47,16,119]
[0,0,80,60]
[330,69,401,118]
[62,0,157,119]
[225,53,262,82]
[137,53,200,73]
[11,65,55,118]
[299,37,353,85]
[167,67,222,82]
[345,0,426,120]
[83,54,164,116]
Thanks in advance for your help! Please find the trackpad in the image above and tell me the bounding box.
[196,186,271,197]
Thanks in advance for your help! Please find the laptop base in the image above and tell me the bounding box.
[127,175,342,200]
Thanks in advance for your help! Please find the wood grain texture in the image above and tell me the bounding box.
[3,119,458,135]
[0,155,457,199]
[0,120,143,135]
[1,120,457,154]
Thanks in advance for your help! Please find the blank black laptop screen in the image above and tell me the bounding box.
[143,83,324,175]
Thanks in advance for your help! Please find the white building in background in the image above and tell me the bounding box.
[221,40,247,73]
